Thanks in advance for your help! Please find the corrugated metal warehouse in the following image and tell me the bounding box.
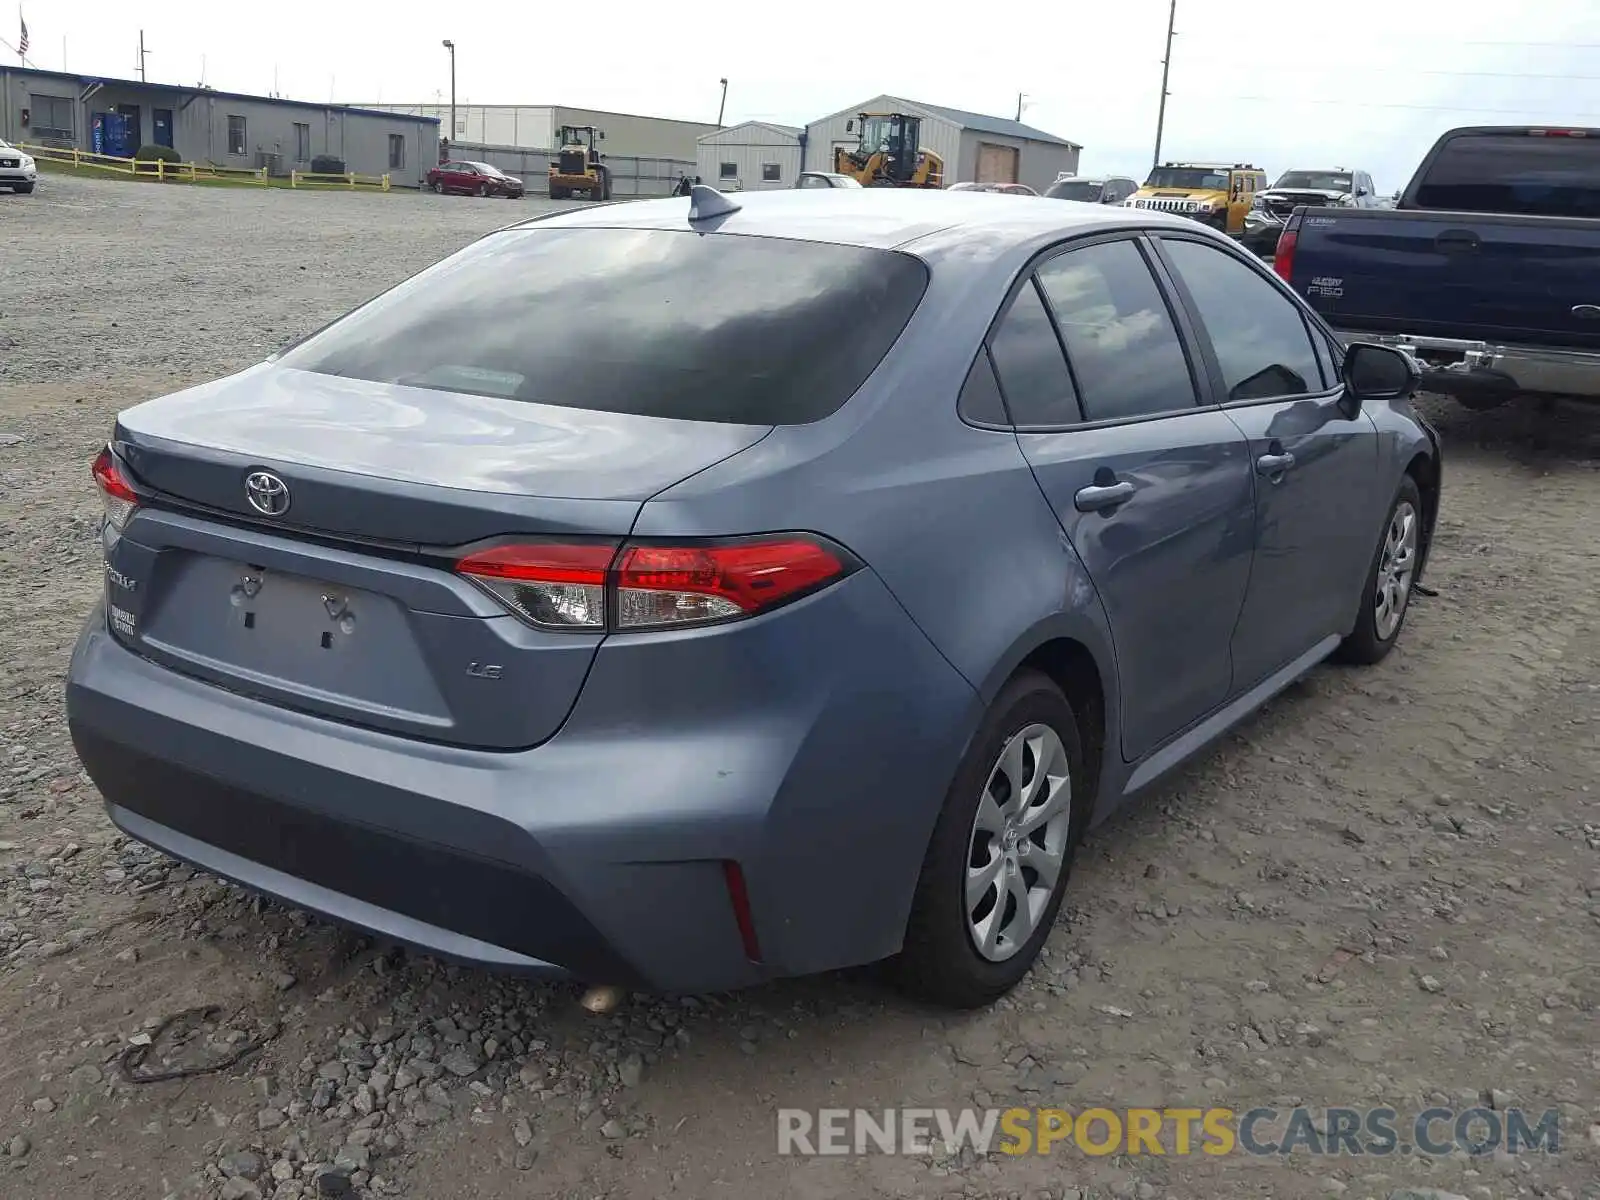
[696,121,803,191]
[0,66,439,187]
[359,103,718,160]
[804,95,1080,193]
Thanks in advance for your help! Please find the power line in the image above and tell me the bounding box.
[1202,93,1600,119]
[1181,62,1600,83]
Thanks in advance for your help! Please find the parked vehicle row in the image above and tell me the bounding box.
[69,187,1438,1011]
[1241,167,1384,254]
[1275,124,1600,414]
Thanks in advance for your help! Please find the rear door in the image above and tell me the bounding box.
[994,234,1255,762]
[1154,233,1379,686]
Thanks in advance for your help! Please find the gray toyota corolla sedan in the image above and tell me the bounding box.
[66,186,1441,1008]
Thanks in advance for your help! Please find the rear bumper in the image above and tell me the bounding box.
[66,569,978,993]
[1343,331,1600,404]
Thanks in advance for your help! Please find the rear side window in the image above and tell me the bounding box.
[1035,239,1197,422]
[1412,131,1600,217]
[986,281,1080,427]
[279,227,930,425]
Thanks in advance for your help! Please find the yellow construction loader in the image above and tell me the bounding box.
[833,112,945,188]
[548,125,612,200]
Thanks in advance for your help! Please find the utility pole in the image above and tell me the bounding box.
[137,29,150,82]
[717,78,728,128]
[441,40,456,143]
[1015,92,1029,122]
[1152,0,1176,169]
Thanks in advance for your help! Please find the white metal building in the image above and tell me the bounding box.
[803,95,1080,193]
[356,103,718,160]
[696,121,803,191]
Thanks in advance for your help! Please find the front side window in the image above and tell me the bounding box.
[277,227,930,426]
[1161,238,1322,400]
[1035,239,1197,422]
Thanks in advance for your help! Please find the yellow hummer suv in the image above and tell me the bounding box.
[1125,162,1268,236]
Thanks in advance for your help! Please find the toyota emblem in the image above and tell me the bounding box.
[244,470,291,517]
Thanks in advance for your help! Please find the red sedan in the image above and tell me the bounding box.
[425,160,525,199]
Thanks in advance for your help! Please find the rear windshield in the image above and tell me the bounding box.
[1046,181,1103,201]
[278,227,930,425]
[1411,132,1600,217]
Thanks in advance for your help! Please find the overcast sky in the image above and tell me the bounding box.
[9,1,1598,190]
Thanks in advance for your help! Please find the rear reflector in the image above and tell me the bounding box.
[455,533,857,633]
[91,446,139,531]
[722,860,763,962]
[455,542,616,629]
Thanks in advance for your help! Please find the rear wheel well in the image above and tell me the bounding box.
[1016,639,1106,808]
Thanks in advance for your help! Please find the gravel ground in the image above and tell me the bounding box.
[1,174,1597,1200]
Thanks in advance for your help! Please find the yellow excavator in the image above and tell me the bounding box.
[833,112,945,188]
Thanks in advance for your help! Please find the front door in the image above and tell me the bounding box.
[153,109,174,148]
[1152,234,1379,688]
[114,104,142,151]
[989,235,1256,761]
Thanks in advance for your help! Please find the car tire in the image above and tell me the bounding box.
[431,180,445,194]
[892,669,1088,1009]
[476,183,488,197]
[1334,474,1424,666]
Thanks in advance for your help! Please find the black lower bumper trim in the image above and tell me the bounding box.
[71,726,643,985]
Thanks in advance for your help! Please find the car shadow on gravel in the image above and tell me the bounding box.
[1419,392,1600,467]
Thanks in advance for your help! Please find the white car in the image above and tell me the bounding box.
[0,139,38,194]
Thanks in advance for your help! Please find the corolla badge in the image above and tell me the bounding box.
[244,470,291,517]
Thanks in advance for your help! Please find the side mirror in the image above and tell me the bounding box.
[1343,342,1420,403]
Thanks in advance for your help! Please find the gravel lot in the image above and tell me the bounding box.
[1,174,1598,1200]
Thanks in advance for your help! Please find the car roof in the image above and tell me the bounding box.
[505,187,1201,252]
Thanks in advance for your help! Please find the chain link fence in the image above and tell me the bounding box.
[444,141,694,198]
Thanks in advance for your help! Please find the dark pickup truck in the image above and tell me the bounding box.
[1274,125,1600,411]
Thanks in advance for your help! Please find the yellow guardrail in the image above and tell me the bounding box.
[289,170,391,192]
[21,142,269,184]
[20,144,390,192]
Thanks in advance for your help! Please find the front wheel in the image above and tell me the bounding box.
[476,183,489,197]
[1335,475,1424,665]
[892,670,1088,1008]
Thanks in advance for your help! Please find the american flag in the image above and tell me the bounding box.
[17,11,26,58]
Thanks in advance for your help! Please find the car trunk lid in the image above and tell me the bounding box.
[106,365,771,749]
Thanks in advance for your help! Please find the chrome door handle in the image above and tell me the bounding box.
[1255,452,1295,476]
[1073,481,1135,512]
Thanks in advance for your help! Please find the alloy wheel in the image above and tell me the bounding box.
[1374,499,1418,640]
[965,723,1073,962]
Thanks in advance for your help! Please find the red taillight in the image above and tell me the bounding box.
[455,541,617,629]
[91,446,139,531]
[1273,228,1298,282]
[454,533,856,632]
[615,536,850,630]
